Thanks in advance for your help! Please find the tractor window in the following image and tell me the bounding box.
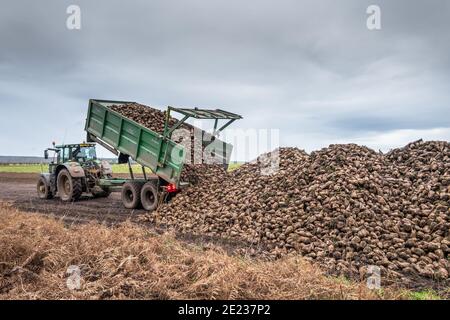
[63,148,70,162]
[73,146,97,161]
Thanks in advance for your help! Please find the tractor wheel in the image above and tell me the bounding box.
[140,182,159,211]
[92,187,111,198]
[121,182,143,209]
[37,176,53,199]
[57,169,82,202]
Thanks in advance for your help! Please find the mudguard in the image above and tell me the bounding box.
[61,162,86,178]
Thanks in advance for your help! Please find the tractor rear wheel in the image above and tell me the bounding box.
[57,169,82,202]
[37,176,53,199]
[121,182,143,209]
[140,182,159,211]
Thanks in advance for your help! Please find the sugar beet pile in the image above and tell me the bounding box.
[111,103,449,285]
[145,140,449,285]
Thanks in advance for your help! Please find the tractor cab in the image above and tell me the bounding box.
[44,143,97,164]
[59,143,97,163]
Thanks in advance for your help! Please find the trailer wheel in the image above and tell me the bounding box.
[37,176,53,199]
[57,169,82,201]
[121,182,142,209]
[140,182,159,211]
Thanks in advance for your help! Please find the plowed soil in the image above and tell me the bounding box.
[0,173,143,224]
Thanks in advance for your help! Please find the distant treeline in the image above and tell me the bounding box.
[0,156,118,164]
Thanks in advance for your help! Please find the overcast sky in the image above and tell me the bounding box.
[0,0,449,160]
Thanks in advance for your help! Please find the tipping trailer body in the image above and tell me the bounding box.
[85,99,241,188]
[85,99,186,186]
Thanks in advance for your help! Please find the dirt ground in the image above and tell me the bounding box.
[0,172,145,225]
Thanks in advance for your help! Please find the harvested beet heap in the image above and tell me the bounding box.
[144,141,449,285]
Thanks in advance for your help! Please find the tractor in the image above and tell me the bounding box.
[37,142,113,201]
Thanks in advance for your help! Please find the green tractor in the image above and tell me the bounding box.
[37,142,113,201]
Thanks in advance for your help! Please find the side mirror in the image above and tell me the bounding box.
[44,150,48,159]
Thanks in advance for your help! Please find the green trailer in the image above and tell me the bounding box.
[84,99,242,210]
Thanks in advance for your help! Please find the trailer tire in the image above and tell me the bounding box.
[57,169,82,202]
[37,176,53,199]
[140,182,159,211]
[121,182,143,209]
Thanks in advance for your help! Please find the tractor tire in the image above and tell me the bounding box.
[140,182,159,211]
[121,182,143,209]
[37,176,53,199]
[57,169,82,202]
[92,187,111,198]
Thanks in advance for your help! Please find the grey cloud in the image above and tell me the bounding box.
[0,0,449,157]
[328,113,450,133]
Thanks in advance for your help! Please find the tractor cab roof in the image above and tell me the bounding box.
[55,143,96,149]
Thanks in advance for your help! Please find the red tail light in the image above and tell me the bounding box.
[166,183,177,193]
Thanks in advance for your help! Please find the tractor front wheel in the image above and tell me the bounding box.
[37,176,53,199]
[57,169,82,201]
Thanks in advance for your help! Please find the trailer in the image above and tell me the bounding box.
[83,99,242,210]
